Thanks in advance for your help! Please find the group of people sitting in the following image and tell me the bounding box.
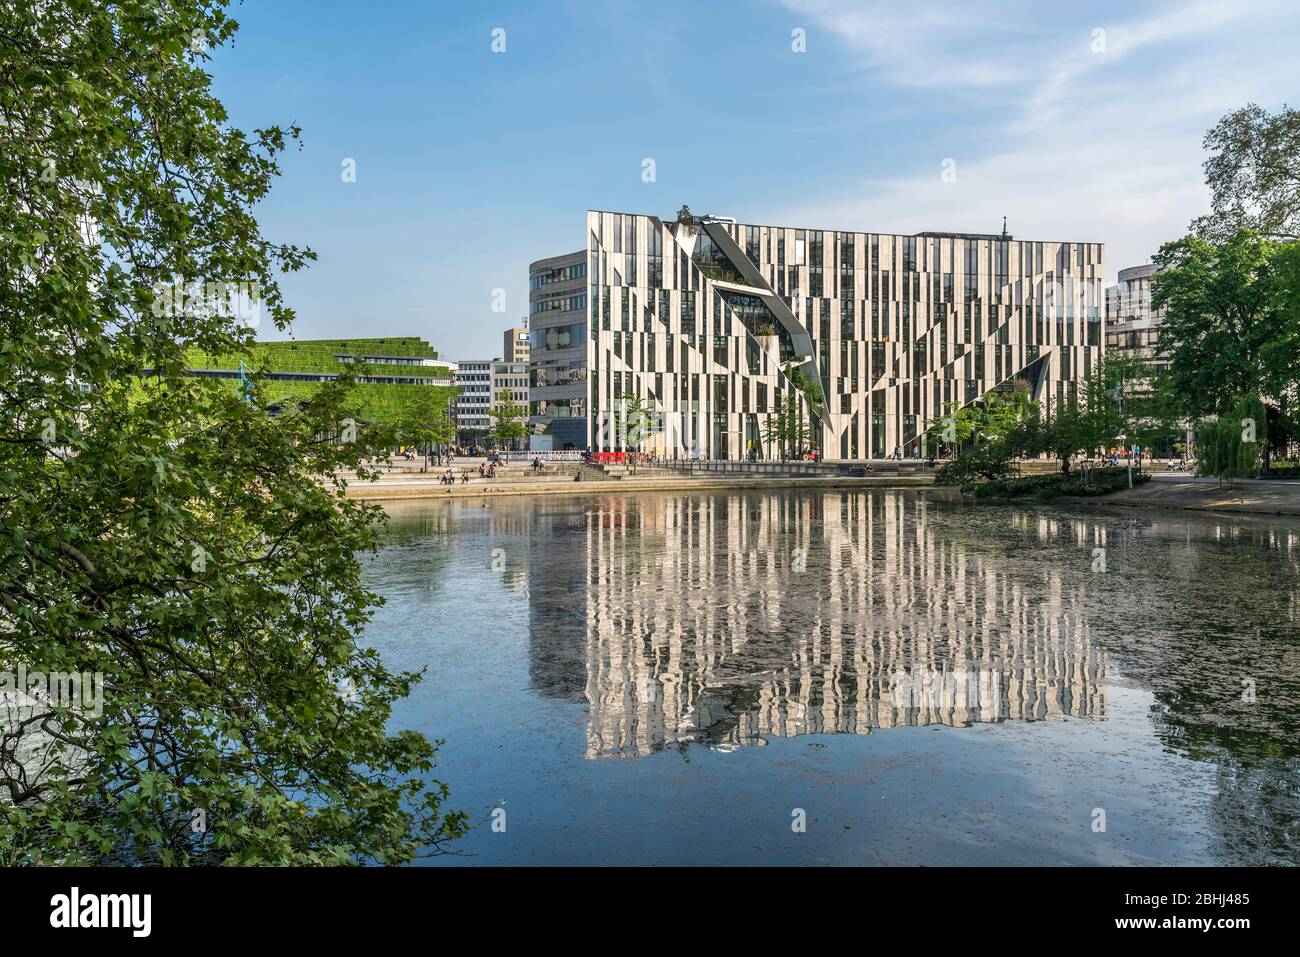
[428,457,556,481]
[432,460,512,484]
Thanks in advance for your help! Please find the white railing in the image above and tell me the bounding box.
[494,450,586,462]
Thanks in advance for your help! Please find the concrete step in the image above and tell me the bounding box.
[343,470,580,487]
[576,464,621,482]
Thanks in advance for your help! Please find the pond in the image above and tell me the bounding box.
[364,489,1300,865]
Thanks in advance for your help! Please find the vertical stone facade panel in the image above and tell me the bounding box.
[531,211,1104,460]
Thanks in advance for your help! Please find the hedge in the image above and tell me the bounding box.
[971,466,1150,499]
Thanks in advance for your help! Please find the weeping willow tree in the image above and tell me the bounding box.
[1197,396,1268,485]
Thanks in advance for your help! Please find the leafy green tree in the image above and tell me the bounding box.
[0,0,464,864]
[1120,361,1189,457]
[791,399,812,455]
[1265,240,1300,451]
[488,388,528,450]
[1031,355,1140,473]
[760,405,787,460]
[1151,230,1297,467]
[949,354,1139,477]
[1175,103,1300,463]
[618,392,653,471]
[432,409,457,463]
[932,440,1017,488]
[1030,396,1098,474]
[398,387,456,466]
[924,391,1034,457]
[1192,103,1300,242]
[761,394,809,460]
[1152,231,1280,418]
[782,393,811,457]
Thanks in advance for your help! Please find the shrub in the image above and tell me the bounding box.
[934,441,1017,489]
[971,467,1149,499]
[1259,461,1300,479]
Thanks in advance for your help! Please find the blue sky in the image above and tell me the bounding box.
[210,0,1300,360]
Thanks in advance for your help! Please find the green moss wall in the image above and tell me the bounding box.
[187,337,457,426]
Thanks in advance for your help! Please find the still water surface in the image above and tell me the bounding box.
[364,490,1300,865]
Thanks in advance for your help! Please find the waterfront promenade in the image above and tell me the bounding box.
[1099,474,1300,518]
[345,459,1300,518]
[343,458,935,501]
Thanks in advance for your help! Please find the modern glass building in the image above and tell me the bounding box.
[530,210,1105,459]
[1105,263,1168,373]
[528,249,589,449]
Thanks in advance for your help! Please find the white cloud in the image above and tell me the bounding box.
[1014,0,1251,134]
[778,0,1042,90]
[773,0,1300,281]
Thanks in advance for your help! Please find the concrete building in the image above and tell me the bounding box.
[491,360,528,408]
[1105,263,1168,373]
[490,359,529,448]
[454,358,529,445]
[530,210,1104,459]
[453,359,492,440]
[1106,262,1201,456]
[503,325,530,364]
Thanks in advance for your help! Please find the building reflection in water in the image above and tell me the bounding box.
[529,491,1107,758]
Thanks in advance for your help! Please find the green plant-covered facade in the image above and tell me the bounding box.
[186,337,457,426]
